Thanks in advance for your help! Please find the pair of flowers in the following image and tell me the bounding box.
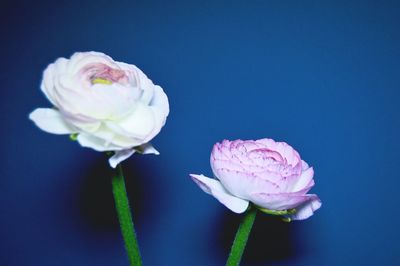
[30,51,321,264]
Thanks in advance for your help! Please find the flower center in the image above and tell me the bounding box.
[92,78,113,85]
[249,148,284,162]
[83,63,128,86]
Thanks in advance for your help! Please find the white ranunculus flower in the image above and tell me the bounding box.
[29,51,169,167]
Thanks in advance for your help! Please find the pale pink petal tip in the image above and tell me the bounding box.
[288,195,321,221]
[190,174,249,213]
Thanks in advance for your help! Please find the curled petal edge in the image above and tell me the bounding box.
[109,143,159,168]
[286,194,321,221]
[190,174,249,213]
[109,149,136,168]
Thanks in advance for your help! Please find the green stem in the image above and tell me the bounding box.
[112,164,142,266]
[226,207,257,266]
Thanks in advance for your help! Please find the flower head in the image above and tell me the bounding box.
[190,139,321,220]
[29,52,169,167]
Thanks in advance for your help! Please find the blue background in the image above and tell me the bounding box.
[1,1,399,265]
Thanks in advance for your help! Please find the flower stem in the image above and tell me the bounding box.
[226,207,257,266]
[112,164,142,266]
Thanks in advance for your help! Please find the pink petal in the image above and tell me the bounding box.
[256,138,301,166]
[190,174,249,213]
[291,166,314,192]
[239,140,263,151]
[288,195,321,220]
[213,168,281,198]
[301,160,309,171]
[211,159,246,172]
[250,191,315,211]
[255,138,276,147]
[211,142,232,161]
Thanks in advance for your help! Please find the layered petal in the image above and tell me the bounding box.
[76,133,123,152]
[107,134,143,149]
[88,82,139,120]
[150,85,170,116]
[190,174,249,213]
[250,191,316,211]
[108,103,156,139]
[68,51,115,75]
[290,166,315,192]
[214,168,281,199]
[211,142,232,161]
[256,138,301,167]
[40,58,68,106]
[32,51,168,163]
[145,86,170,141]
[29,108,76,134]
[194,138,320,220]
[61,110,101,133]
[287,195,321,220]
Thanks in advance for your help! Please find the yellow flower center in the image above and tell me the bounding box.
[91,78,113,85]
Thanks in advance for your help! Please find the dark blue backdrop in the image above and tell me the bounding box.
[1,1,399,265]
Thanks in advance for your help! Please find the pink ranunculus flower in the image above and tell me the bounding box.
[190,139,321,220]
[29,51,169,168]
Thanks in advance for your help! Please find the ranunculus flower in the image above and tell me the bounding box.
[190,139,321,220]
[29,51,169,167]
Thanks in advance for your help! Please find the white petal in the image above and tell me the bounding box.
[107,134,143,149]
[40,57,70,107]
[138,143,160,155]
[89,82,138,119]
[109,149,137,168]
[77,133,123,152]
[190,174,249,213]
[41,63,57,106]
[29,108,75,134]
[141,86,169,144]
[137,69,155,105]
[113,61,154,104]
[150,85,170,116]
[108,143,159,168]
[111,103,156,139]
